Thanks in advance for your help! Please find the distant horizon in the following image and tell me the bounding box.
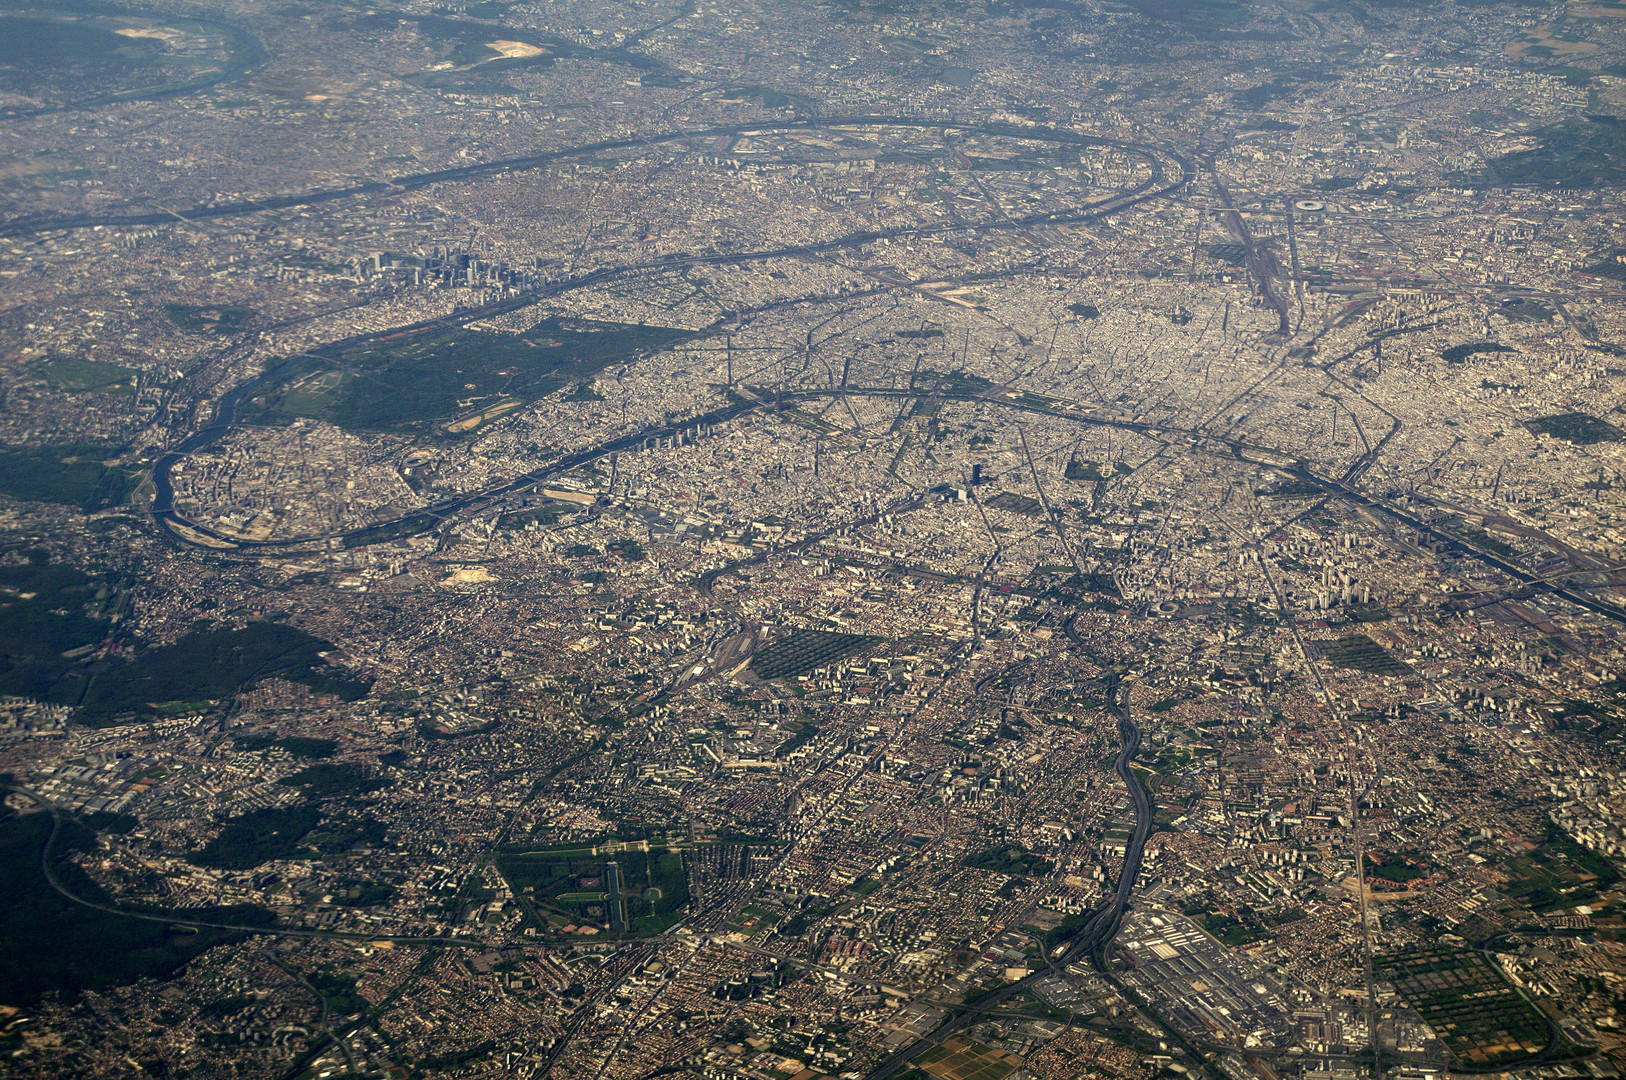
[0,0,1622,1076]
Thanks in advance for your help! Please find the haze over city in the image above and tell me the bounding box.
[0,0,1625,1078]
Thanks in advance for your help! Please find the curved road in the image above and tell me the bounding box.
[110,111,1626,630]
[144,118,1190,548]
[862,674,1151,1080]
[152,374,1626,628]
[3,115,1180,238]
[6,784,491,949]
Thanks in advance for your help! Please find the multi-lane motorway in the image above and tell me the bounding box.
[861,674,1152,1079]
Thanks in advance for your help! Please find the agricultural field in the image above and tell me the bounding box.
[1375,947,1551,1066]
[912,1037,1023,1080]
